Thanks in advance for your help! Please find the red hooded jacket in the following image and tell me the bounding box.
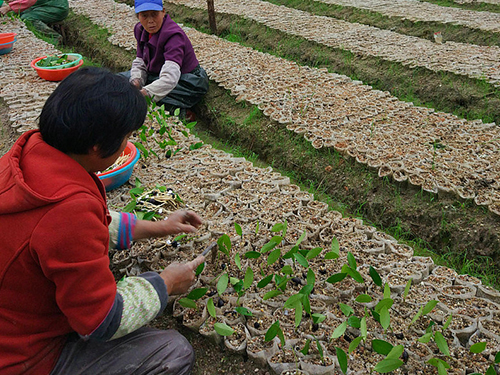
[0,130,117,374]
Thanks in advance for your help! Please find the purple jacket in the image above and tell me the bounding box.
[134,15,199,75]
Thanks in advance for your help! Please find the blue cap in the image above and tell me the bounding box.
[135,0,163,13]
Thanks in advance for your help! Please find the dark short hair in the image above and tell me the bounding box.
[39,67,147,158]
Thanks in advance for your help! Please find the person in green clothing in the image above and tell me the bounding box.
[0,0,68,43]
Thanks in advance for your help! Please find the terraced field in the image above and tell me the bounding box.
[2,0,500,373]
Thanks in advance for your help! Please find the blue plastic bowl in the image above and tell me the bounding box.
[0,38,16,55]
[97,142,140,191]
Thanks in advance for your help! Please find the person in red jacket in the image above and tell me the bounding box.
[0,67,204,375]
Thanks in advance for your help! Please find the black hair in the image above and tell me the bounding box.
[39,67,147,158]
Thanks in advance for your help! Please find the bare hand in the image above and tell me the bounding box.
[132,210,202,241]
[130,78,142,89]
[140,88,148,97]
[160,255,205,295]
[163,210,202,235]
[0,4,12,15]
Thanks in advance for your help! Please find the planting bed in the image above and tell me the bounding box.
[2,0,500,372]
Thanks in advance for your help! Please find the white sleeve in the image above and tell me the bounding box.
[130,57,147,86]
[143,60,181,102]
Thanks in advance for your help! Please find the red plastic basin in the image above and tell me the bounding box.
[0,33,17,44]
[31,56,84,82]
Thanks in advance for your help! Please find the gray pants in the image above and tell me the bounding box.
[119,65,209,111]
[50,327,195,375]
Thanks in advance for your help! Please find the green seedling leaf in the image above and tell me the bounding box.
[380,306,390,330]
[410,306,423,326]
[306,268,315,286]
[427,358,450,369]
[217,234,231,256]
[324,251,339,260]
[263,289,282,300]
[386,345,404,360]
[384,283,391,299]
[486,365,497,375]
[255,221,260,234]
[371,309,381,323]
[375,298,394,314]
[369,266,382,287]
[186,288,207,300]
[295,230,307,247]
[341,265,364,283]
[435,331,450,357]
[303,294,311,315]
[373,359,404,373]
[403,278,412,301]
[300,339,311,356]
[372,339,394,356]
[360,316,367,339]
[470,342,487,354]
[316,338,324,360]
[355,294,372,303]
[267,247,281,265]
[339,303,354,317]
[422,300,439,316]
[244,251,261,259]
[327,273,347,284]
[283,245,298,259]
[123,200,137,213]
[347,252,357,269]
[348,336,363,354]
[336,347,348,375]
[306,247,322,260]
[347,315,361,329]
[217,273,228,296]
[495,351,500,363]
[294,301,303,327]
[443,314,453,331]
[281,265,293,275]
[257,274,273,288]
[195,262,205,276]
[234,223,243,237]
[235,306,253,317]
[275,274,288,290]
[331,237,340,257]
[178,298,197,309]
[129,187,144,196]
[261,237,281,253]
[270,222,286,233]
[312,313,326,324]
[214,322,234,336]
[243,267,254,290]
[229,277,240,286]
[234,253,241,271]
[331,321,347,339]
[418,332,433,343]
[265,320,284,346]
[284,294,304,309]
[293,252,309,268]
[207,297,216,318]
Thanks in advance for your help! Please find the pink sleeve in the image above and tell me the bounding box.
[7,0,37,13]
